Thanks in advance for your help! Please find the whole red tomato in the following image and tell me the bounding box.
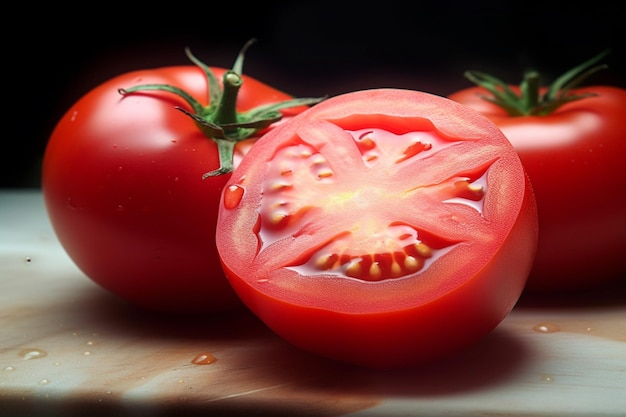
[42,41,322,313]
[448,52,626,293]
[216,89,538,369]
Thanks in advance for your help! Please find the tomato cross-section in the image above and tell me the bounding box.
[216,89,538,369]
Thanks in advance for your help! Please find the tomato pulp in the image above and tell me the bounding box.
[216,89,538,369]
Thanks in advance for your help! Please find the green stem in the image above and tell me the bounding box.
[213,71,243,129]
[520,71,540,113]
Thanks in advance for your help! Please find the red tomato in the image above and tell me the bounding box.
[448,54,626,293]
[216,89,538,369]
[42,43,320,313]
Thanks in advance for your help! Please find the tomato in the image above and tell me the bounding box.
[42,41,322,314]
[215,89,538,369]
[448,52,626,293]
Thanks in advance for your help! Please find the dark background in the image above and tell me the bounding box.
[5,1,625,188]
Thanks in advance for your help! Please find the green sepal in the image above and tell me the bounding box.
[118,39,325,176]
[118,84,205,114]
[464,49,610,116]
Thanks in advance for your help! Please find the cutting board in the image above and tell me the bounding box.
[1,190,625,417]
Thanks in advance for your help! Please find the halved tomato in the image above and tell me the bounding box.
[216,89,538,369]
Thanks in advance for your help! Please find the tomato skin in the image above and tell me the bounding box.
[42,65,303,313]
[449,86,626,292]
[216,89,538,369]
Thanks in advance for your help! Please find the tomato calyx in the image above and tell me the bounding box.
[463,50,610,116]
[118,38,325,177]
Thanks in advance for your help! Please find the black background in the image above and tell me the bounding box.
[5,1,625,188]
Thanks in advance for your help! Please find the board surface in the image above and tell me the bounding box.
[1,190,625,416]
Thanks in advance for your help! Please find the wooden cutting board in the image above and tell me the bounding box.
[1,190,625,417]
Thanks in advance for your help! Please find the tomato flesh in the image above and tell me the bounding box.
[256,127,490,284]
[217,89,538,368]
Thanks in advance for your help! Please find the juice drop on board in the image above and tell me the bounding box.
[191,352,217,365]
[532,323,560,333]
[19,349,48,360]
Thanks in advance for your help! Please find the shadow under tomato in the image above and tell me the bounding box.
[289,326,530,398]
[517,275,626,309]
[64,281,275,341]
[70,280,531,395]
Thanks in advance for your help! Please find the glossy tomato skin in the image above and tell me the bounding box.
[449,86,626,292]
[216,89,538,369]
[43,65,302,314]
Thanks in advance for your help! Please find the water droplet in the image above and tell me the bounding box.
[39,378,50,385]
[224,184,245,210]
[66,198,82,211]
[3,366,15,371]
[19,349,48,360]
[191,352,217,365]
[540,374,555,383]
[533,322,560,333]
[83,351,92,356]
